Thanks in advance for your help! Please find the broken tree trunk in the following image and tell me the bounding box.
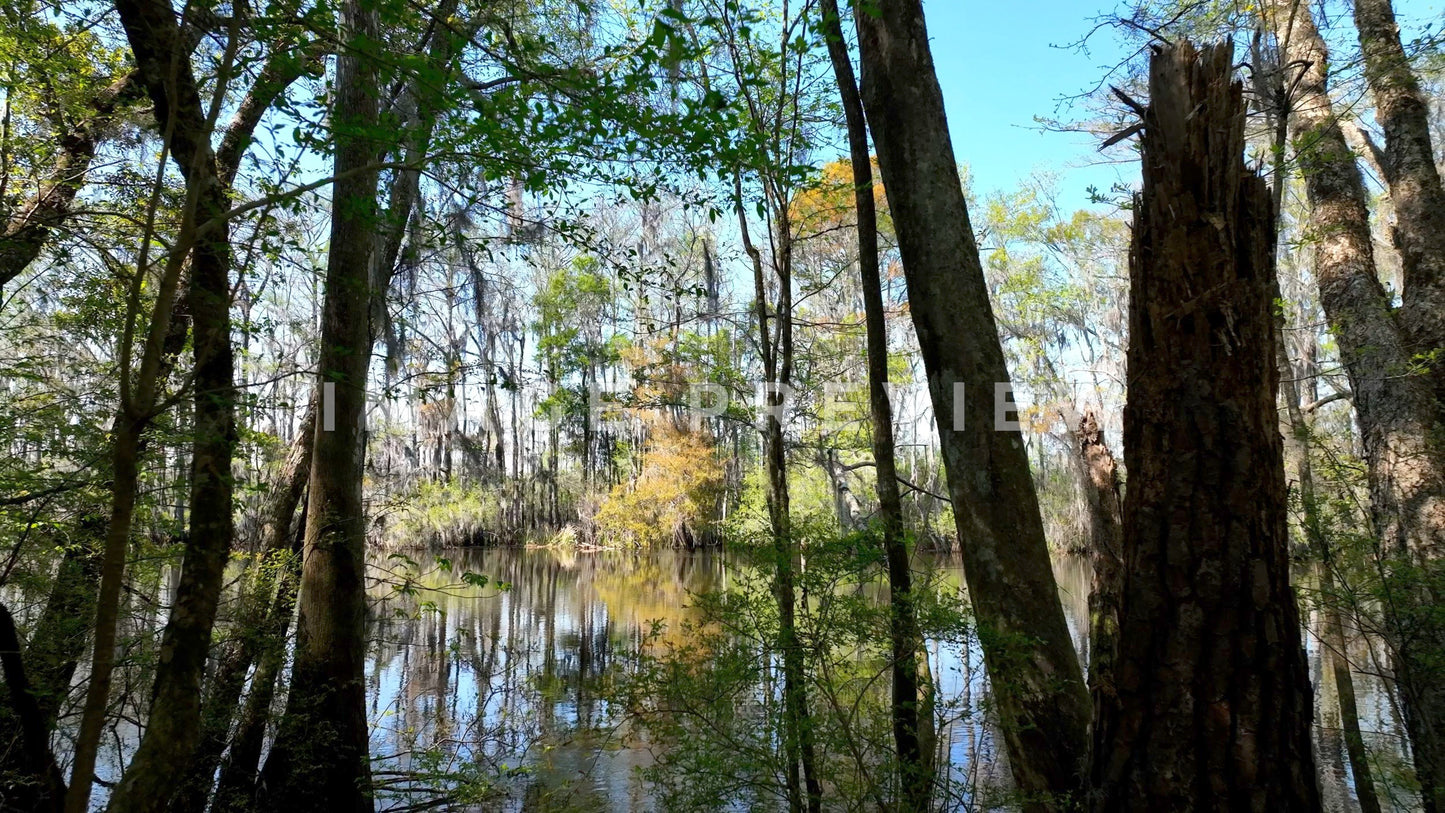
[1076,411,1122,709]
[1087,41,1320,811]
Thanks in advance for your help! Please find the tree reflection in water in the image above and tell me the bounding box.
[356,548,1404,811]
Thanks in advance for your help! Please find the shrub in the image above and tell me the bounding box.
[594,425,723,548]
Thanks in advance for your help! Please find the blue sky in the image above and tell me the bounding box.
[922,0,1445,212]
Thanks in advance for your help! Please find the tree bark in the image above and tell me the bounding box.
[1267,4,1445,807]
[103,0,242,805]
[819,2,928,808]
[1087,41,1319,811]
[169,406,316,812]
[852,1,1091,805]
[0,71,142,293]
[258,0,380,805]
[1352,0,1445,402]
[1075,411,1122,708]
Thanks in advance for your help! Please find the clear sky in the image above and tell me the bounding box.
[921,0,1445,212]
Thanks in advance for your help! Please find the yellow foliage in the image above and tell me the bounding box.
[594,425,724,548]
[789,157,889,233]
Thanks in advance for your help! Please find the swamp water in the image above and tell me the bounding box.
[19,547,1403,810]
[357,548,1406,811]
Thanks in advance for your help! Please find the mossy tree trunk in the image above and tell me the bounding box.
[258,0,380,806]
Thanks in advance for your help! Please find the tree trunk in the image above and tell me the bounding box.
[0,523,101,804]
[169,406,316,812]
[110,44,319,808]
[67,421,139,813]
[64,106,199,808]
[110,170,236,813]
[0,603,66,812]
[1352,0,1445,403]
[67,382,179,812]
[1268,4,1445,807]
[104,0,241,805]
[211,498,307,813]
[1260,59,1383,804]
[1274,241,1383,813]
[1075,411,1122,707]
[737,180,823,812]
[819,2,928,807]
[258,0,379,805]
[21,523,102,727]
[852,1,1091,805]
[88,36,310,807]
[1087,41,1319,811]
[1320,563,1383,813]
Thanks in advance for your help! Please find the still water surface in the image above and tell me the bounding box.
[362,548,1407,811]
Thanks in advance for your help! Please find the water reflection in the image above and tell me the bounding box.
[364,550,1097,810]
[2,543,1407,809]
[366,548,728,810]
[364,548,1412,811]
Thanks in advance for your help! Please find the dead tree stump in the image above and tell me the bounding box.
[1088,41,1321,812]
